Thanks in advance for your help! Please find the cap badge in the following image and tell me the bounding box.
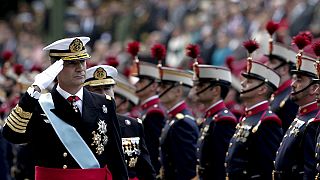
[94,67,107,80]
[69,38,83,52]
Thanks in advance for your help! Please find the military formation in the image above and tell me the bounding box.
[0,20,320,180]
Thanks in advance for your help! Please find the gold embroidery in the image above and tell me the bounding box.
[128,157,138,167]
[4,120,26,133]
[69,38,83,52]
[8,114,28,127]
[14,105,32,119]
[94,67,107,80]
[11,111,30,123]
[6,117,27,130]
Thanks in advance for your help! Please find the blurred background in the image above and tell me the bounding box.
[0,0,319,179]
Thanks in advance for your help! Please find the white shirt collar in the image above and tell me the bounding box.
[56,85,84,101]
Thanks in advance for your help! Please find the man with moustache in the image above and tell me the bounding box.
[84,65,156,180]
[274,56,320,180]
[2,37,128,179]
[225,59,283,179]
[192,64,237,180]
[157,66,199,180]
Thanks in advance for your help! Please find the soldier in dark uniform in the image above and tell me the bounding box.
[262,39,299,132]
[1,37,128,180]
[190,64,237,180]
[84,64,156,180]
[274,56,320,179]
[132,60,166,175]
[157,66,199,179]
[225,59,283,179]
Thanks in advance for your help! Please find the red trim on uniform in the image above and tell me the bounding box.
[141,98,160,110]
[261,114,282,126]
[215,116,237,123]
[168,102,187,118]
[273,79,292,96]
[298,101,318,116]
[129,178,139,180]
[225,100,245,117]
[147,107,165,117]
[245,101,269,117]
[204,101,226,118]
[309,110,320,123]
[35,166,112,180]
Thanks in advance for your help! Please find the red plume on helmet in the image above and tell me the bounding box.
[127,41,140,58]
[266,20,279,55]
[105,56,119,68]
[127,41,141,74]
[243,39,259,73]
[312,41,320,57]
[243,39,259,54]
[186,43,201,78]
[2,50,13,61]
[186,44,200,59]
[266,21,279,36]
[292,31,313,70]
[292,32,313,50]
[13,64,24,76]
[151,43,166,79]
[151,43,166,66]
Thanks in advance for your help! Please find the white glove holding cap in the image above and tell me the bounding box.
[32,59,64,90]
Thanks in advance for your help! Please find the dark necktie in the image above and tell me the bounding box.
[67,95,80,113]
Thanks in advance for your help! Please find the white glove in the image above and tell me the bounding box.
[32,59,64,90]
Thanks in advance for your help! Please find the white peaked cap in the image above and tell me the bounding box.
[133,61,160,80]
[159,66,193,87]
[43,37,91,61]
[114,74,139,105]
[242,60,280,89]
[43,37,90,51]
[260,40,296,64]
[84,65,118,86]
[193,64,232,84]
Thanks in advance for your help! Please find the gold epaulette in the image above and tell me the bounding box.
[5,104,32,133]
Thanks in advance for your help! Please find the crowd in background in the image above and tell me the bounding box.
[0,0,320,179]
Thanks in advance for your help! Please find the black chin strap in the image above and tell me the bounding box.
[159,83,176,98]
[195,84,214,96]
[240,81,265,94]
[273,61,287,70]
[117,98,127,108]
[291,81,315,96]
[136,79,155,93]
